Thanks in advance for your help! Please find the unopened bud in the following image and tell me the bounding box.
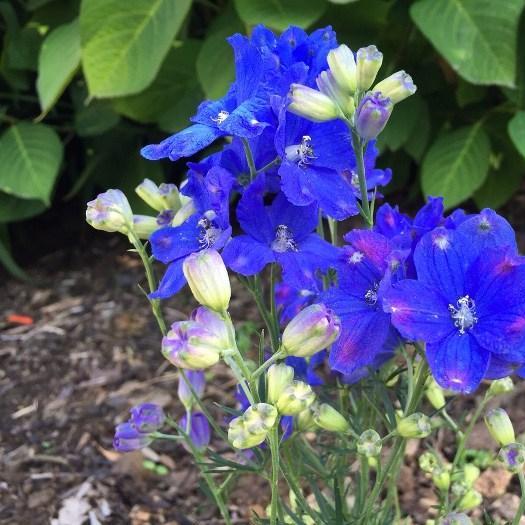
[228,416,266,449]
[419,451,439,473]
[487,377,514,398]
[484,408,515,446]
[357,429,382,457]
[135,179,181,212]
[314,403,349,433]
[267,363,294,404]
[356,45,383,91]
[327,44,357,94]
[373,70,416,104]
[178,370,205,410]
[316,71,355,116]
[498,442,525,472]
[432,467,450,491]
[397,413,432,438]
[113,422,152,452]
[282,304,340,358]
[456,489,482,512]
[276,381,316,415]
[426,377,446,410]
[243,403,278,435]
[288,84,341,122]
[86,189,133,234]
[354,92,392,140]
[463,464,480,487]
[132,214,159,239]
[183,249,231,312]
[296,408,316,431]
[172,197,196,227]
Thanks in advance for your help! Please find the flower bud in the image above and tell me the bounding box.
[316,71,355,116]
[356,45,383,91]
[463,464,480,487]
[180,412,211,451]
[419,451,439,473]
[183,249,231,312]
[172,197,196,227]
[327,44,357,94]
[162,317,227,370]
[276,381,316,415]
[86,189,133,234]
[438,513,473,525]
[373,70,416,104]
[357,429,382,457]
[288,84,341,122]
[456,489,482,512]
[135,179,181,212]
[397,413,432,438]
[228,416,266,449]
[484,408,515,446]
[499,442,525,472]
[487,377,514,398]
[432,467,450,491]
[354,92,393,141]
[267,363,295,404]
[113,422,152,452]
[296,408,316,431]
[243,403,278,435]
[314,403,349,433]
[129,403,166,433]
[425,377,446,410]
[132,214,159,239]
[282,304,340,358]
[178,370,206,410]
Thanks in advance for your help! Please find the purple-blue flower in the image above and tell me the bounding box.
[384,210,525,393]
[130,403,166,433]
[180,412,211,451]
[113,422,152,452]
[222,174,338,287]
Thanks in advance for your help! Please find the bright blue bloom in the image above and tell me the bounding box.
[180,412,211,451]
[222,175,338,287]
[275,280,321,325]
[149,167,234,299]
[130,403,166,433]
[323,230,403,378]
[384,209,525,393]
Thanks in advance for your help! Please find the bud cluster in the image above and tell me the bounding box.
[228,403,278,449]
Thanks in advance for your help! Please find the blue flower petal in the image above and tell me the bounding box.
[222,235,275,275]
[267,192,318,240]
[149,259,186,299]
[150,217,201,264]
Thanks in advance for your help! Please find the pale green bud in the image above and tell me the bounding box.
[243,403,278,435]
[438,513,472,525]
[426,377,446,410]
[498,442,525,472]
[276,381,316,416]
[356,45,383,91]
[487,377,514,398]
[432,467,450,491]
[288,84,341,122]
[314,403,349,433]
[327,44,357,94]
[373,70,416,104]
[132,215,159,239]
[228,417,266,449]
[86,189,133,234]
[456,489,482,512]
[135,179,181,212]
[397,413,432,438]
[419,451,439,473]
[296,408,316,432]
[316,70,355,117]
[183,249,231,312]
[484,408,515,446]
[267,363,294,405]
[463,464,480,487]
[357,429,382,457]
[172,198,196,227]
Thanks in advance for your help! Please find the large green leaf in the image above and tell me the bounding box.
[0,123,63,205]
[74,101,120,136]
[421,124,490,209]
[0,193,47,223]
[508,111,525,158]
[36,19,81,117]
[411,0,525,87]
[113,40,202,126]
[79,0,192,98]
[234,0,326,31]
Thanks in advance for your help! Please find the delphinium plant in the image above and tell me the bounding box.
[86,25,525,525]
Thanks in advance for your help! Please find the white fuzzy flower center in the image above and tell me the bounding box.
[448,295,478,334]
[271,224,298,253]
[285,135,316,168]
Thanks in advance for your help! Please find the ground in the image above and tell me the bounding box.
[2,223,525,524]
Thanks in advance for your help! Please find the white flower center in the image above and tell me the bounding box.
[198,216,221,248]
[365,282,379,306]
[448,295,478,335]
[212,110,230,124]
[285,135,316,168]
[271,224,298,253]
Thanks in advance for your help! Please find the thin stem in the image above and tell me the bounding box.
[252,349,285,379]
[328,218,338,246]
[241,138,257,181]
[350,131,373,227]
[268,425,281,525]
[513,471,525,525]
[224,354,254,405]
[256,156,281,175]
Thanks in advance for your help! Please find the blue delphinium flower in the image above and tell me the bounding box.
[323,230,404,378]
[149,167,234,299]
[130,403,166,433]
[384,209,525,393]
[286,351,327,387]
[180,412,211,451]
[113,423,152,452]
[275,279,321,325]
[222,174,338,287]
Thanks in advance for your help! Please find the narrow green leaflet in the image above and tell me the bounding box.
[0,123,63,205]
[37,19,81,117]
[80,0,192,98]
[421,124,490,209]
[234,0,326,31]
[508,111,525,158]
[410,0,525,87]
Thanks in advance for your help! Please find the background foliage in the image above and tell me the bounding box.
[1,0,525,276]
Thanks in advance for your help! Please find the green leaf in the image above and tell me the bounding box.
[410,0,525,87]
[36,19,81,117]
[79,0,192,98]
[234,0,327,31]
[113,40,202,127]
[0,192,47,223]
[74,101,120,136]
[0,122,63,205]
[0,226,27,280]
[508,111,525,158]
[421,123,491,209]
[6,23,45,71]
[456,79,487,108]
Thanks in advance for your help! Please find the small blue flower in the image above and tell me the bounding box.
[180,412,211,451]
[130,403,166,433]
[113,423,152,452]
[384,210,525,393]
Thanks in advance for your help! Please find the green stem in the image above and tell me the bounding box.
[513,471,525,525]
[268,426,281,525]
[252,349,285,379]
[248,275,280,352]
[256,156,281,175]
[350,131,373,227]
[241,138,257,181]
[328,218,338,246]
